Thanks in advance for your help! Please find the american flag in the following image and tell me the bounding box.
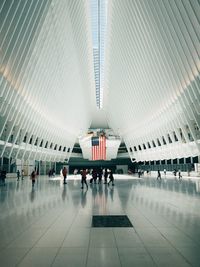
[92,136,106,160]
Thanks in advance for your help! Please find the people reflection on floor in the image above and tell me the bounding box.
[62,185,67,201]
[92,183,98,199]
[104,184,108,200]
[16,180,20,191]
[108,170,115,186]
[62,167,67,184]
[81,189,87,207]
[110,187,114,201]
[30,188,35,202]
[98,183,103,196]
[30,170,36,188]
[81,168,88,190]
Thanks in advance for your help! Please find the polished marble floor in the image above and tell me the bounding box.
[0,174,200,267]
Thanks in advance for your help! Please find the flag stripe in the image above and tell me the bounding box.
[92,136,106,160]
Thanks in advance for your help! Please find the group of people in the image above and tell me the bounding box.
[48,168,55,177]
[0,169,36,187]
[173,169,182,179]
[17,169,25,181]
[157,169,182,180]
[60,167,115,190]
[80,168,115,189]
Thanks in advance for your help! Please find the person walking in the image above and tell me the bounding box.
[81,168,88,190]
[104,168,108,184]
[108,170,115,186]
[30,170,36,187]
[90,169,97,184]
[98,168,103,184]
[173,169,177,177]
[157,170,161,180]
[0,169,6,186]
[17,170,20,181]
[62,167,67,184]
[178,169,182,179]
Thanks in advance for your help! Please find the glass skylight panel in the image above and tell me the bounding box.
[90,0,107,109]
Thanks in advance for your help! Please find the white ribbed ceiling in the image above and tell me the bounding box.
[0,0,96,161]
[104,0,200,160]
[0,0,199,161]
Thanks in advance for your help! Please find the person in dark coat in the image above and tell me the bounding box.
[81,168,88,190]
[104,168,108,184]
[108,170,114,186]
[0,170,6,186]
[90,169,97,184]
[98,168,103,184]
[157,170,161,180]
[173,169,177,177]
[17,170,20,181]
[30,170,36,187]
[62,167,67,184]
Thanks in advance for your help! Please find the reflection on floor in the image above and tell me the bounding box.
[0,174,200,267]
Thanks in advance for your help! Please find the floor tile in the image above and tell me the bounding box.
[118,247,156,267]
[176,246,200,267]
[87,247,121,267]
[0,248,29,267]
[35,229,67,247]
[147,247,191,267]
[52,248,87,267]
[113,228,144,247]
[18,247,58,267]
[135,228,171,247]
[8,228,46,248]
[90,228,116,247]
[62,228,90,247]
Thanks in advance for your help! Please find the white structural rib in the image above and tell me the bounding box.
[104,0,200,161]
[0,0,95,161]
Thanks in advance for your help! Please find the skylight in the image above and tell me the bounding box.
[90,0,107,109]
